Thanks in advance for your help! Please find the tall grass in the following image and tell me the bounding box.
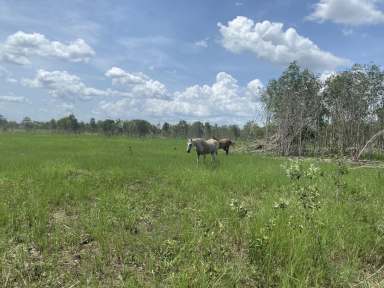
[1,133,384,287]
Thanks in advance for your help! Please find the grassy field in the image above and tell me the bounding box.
[1,134,384,287]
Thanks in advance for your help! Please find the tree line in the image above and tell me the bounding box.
[0,114,265,140]
[2,61,382,158]
[262,62,384,158]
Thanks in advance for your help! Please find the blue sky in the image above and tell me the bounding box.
[0,0,383,124]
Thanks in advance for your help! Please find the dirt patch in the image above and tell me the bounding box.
[49,209,79,232]
[353,265,384,287]
[1,242,46,286]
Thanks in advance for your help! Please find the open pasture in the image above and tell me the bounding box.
[1,134,384,287]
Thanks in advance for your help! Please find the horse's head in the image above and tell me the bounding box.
[186,138,193,153]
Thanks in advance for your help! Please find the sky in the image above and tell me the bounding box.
[0,0,383,125]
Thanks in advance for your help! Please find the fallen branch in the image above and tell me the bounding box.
[356,129,384,161]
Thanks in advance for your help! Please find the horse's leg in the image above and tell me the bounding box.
[197,153,200,166]
[211,152,216,162]
[225,147,229,155]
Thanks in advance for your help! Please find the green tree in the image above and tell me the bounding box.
[162,122,171,137]
[22,116,33,131]
[229,125,241,139]
[262,62,322,155]
[242,121,265,139]
[0,115,7,131]
[204,122,212,138]
[322,64,383,154]
[190,121,204,138]
[101,119,116,135]
[57,114,79,132]
[173,120,188,138]
[89,118,97,132]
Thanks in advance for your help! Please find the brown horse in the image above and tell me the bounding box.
[213,137,235,155]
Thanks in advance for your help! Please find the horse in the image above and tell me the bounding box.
[213,137,235,155]
[186,138,219,164]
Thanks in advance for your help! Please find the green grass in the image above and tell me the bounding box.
[1,133,384,287]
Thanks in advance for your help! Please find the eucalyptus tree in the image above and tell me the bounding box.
[262,62,322,155]
[322,64,384,155]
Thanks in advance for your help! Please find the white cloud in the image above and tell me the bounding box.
[246,79,264,101]
[218,16,350,71]
[99,71,264,123]
[0,31,95,65]
[6,78,17,84]
[57,102,75,114]
[23,69,108,101]
[319,70,337,82]
[105,66,168,99]
[308,0,384,25]
[235,2,244,6]
[0,65,17,83]
[194,39,209,48]
[341,28,353,36]
[0,95,27,103]
[98,98,141,116]
[172,72,263,117]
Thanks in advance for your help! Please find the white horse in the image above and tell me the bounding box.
[186,138,218,164]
